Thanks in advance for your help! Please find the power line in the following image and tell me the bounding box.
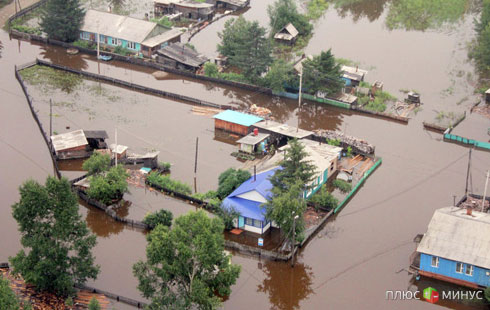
[0,136,51,175]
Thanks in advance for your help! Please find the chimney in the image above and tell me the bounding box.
[467,207,472,216]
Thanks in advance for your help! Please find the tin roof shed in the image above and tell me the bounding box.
[213,110,263,127]
[51,130,88,152]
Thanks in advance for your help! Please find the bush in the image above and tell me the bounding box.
[327,138,341,146]
[113,45,132,56]
[88,297,101,310]
[216,204,239,230]
[87,165,129,205]
[72,40,95,49]
[204,62,219,78]
[83,152,111,175]
[159,161,171,171]
[11,24,42,35]
[308,186,338,210]
[143,209,173,229]
[0,277,19,310]
[217,168,251,199]
[346,146,353,157]
[333,179,352,193]
[192,190,218,201]
[147,172,192,195]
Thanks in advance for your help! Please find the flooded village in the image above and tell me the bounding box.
[1,0,490,309]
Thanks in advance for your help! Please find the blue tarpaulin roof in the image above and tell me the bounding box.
[223,197,266,221]
[223,168,280,221]
[213,110,263,127]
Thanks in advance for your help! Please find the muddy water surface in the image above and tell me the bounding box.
[1,0,490,309]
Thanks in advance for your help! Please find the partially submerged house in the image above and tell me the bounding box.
[79,10,183,58]
[154,0,215,20]
[156,42,209,72]
[223,167,279,235]
[416,206,490,288]
[341,65,368,87]
[206,0,249,10]
[274,23,299,45]
[84,130,109,149]
[252,120,313,146]
[110,144,128,160]
[236,130,270,154]
[51,130,90,160]
[213,110,263,136]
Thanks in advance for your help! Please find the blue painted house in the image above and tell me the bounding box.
[341,65,367,87]
[417,206,490,288]
[222,168,279,235]
[80,10,183,58]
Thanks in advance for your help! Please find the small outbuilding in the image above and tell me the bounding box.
[252,120,313,146]
[206,0,250,10]
[274,23,299,45]
[213,110,263,136]
[154,0,214,20]
[51,130,90,160]
[84,130,109,149]
[341,65,368,87]
[236,131,270,154]
[110,144,128,160]
[156,42,208,72]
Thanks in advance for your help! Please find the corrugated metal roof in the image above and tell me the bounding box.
[110,144,128,154]
[417,206,490,269]
[227,167,280,201]
[341,65,368,82]
[84,130,109,139]
[274,23,299,41]
[157,42,208,67]
[141,28,184,48]
[51,130,88,152]
[213,110,263,127]
[175,1,214,8]
[253,120,313,139]
[236,132,269,145]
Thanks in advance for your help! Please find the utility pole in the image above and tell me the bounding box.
[49,99,53,137]
[115,127,118,167]
[465,148,472,195]
[194,137,199,193]
[297,67,302,133]
[482,170,489,212]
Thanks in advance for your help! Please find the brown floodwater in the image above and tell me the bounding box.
[1,0,490,309]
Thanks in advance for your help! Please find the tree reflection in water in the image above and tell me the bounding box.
[82,201,126,238]
[258,260,314,310]
[333,0,389,23]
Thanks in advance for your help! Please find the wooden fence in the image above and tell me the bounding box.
[75,284,148,309]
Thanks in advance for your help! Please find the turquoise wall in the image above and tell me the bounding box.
[80,31,141,52]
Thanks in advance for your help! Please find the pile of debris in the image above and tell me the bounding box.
[459,195,490,213]
[313,129,375,154]
[248,104,271,117]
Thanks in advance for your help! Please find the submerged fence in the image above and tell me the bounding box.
[443,133,490,151]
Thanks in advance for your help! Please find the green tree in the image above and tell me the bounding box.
[133,211,241,310]
[268,0,312,36]
[484,286,490,302]
[473,23,490,72]
[87,165,129,205]
[203,62,219,78]
[217,168,251,199]
[9,177,99,297]
[82,152,111,175]
[265,180,307,243]
[475,0,490,35]
[218,16,272,82]
[88,297,101,310]
[40,0,85,42]
[0,277,19,310]
[263,59,296,92]
[302,49,344,96]
[143,209,173,229]
[269,139,316,193]
[308,185,338,210]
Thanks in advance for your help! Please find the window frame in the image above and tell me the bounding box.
[456,262,463,273]
[127,41,137,50]
[245,217,253,226]
[431,256,439,268]
[465,265,474,276]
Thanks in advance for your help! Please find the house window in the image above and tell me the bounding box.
[81,32,90,40]
[431,256,439,268]
[127,41,137,50]
[456,262,463,273]
[245,217,253,226]
[330,163,334,171]
[111,37,117,45]
[117,39,122,46]
[253,220,262,228]
[466,265,474,276]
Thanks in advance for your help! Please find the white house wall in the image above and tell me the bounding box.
[236,190,267,203]
[243,224,263,234]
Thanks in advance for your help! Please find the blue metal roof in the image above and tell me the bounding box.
[223,197,266,221]
[228,168,279,201]
[213,110,263,127]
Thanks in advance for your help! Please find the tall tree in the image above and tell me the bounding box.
[217,168,251,199]
[263,59,297,92]
[218,16,272,82]
[9,177,99,297]
[476,0,490,35]
[133,211,241,310]
[268,0,312,36]
[269,139,316,194]
[0,277,19,310]
[302,49,344,96]
[87,165,129,205]
[40,0,85,42]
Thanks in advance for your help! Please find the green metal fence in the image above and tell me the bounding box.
[302,93,351,109]
[444,133,490,151]
[334,158,382,214]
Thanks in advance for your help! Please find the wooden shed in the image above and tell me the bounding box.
[213,110,263,136]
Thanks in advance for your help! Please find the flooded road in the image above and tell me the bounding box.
[1,0,490,309]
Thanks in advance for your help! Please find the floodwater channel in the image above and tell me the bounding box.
[1,0,490,309]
